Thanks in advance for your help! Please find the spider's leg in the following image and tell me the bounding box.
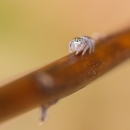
[81,36,95,53]
[84,37,93,54]
[88,40,93,54]
[75,44,82,55]
[69,41,73,53]
[89,39,95,52]
[80,40,86,51]
[75,40,86,55]
[82,45,89,55]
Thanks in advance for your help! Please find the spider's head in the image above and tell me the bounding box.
[74,37,82,43]
[72,37,82,50]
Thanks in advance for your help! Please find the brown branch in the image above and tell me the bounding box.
[0,28,130,123]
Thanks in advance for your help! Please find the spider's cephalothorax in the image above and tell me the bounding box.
[69,36,95,55]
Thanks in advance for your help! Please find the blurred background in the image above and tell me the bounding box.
[0,0,130,130]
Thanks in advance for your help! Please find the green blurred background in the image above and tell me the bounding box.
[0,0,130,130]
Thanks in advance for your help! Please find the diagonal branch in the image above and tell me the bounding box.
[0,28,130,123]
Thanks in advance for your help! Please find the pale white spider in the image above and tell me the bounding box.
[69,36,95,55]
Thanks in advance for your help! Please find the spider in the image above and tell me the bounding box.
[69,36,95,55]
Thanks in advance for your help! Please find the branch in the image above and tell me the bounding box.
[0,28,130,123]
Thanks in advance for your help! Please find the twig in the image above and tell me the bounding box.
[0,28,130,123]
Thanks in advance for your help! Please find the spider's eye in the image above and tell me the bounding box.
[77,38,81,42]
[74,37,81,42]
[74,38,77,42]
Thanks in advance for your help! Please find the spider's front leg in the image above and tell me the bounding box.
[69,40,79,54]
[75,39,86,55]
[69,41,73,54]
